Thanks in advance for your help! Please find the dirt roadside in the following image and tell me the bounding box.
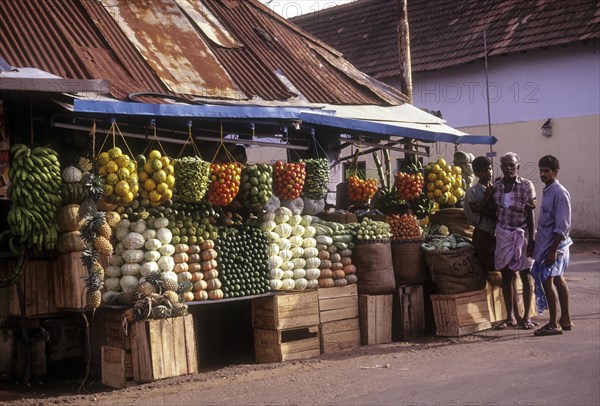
[1,240,598,405]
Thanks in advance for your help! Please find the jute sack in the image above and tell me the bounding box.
[429,208,474,239]
[391,239,427,285]
[352,240,396,294]
[424,245,486,294]
[56,204,83,233]
[57,231,85,253]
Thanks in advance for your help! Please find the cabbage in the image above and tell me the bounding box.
[108,255,124,267]
[116,227,129,242]
[142,229,157,241]
[300,215,313,226]
[153,218,169,229]
[131,220,147,234]
[140,261,159,277]
[105,266,122,278]
[262,212,276,222]
[291,224,305,237]
[120,275,139,292]
[105,277,121,291]
[288,214,303,226]
[116,219,131,230]
[274,212,290,225]
[281,198,303,215]
[265,232,280,243]
[123,232,145,250]
[157,228,173,244]
[122,249,144,264]
[121,263,141,276]
[162,271,178,284]
[159,244,175,256]
[158,256,175,272]
[144,238,162,251]
[144,250,161,262]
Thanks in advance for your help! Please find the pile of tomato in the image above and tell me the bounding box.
[273,161,306,200]
[386,213,423,240]
[394,171,424,201]
[346,175,378,203]
[207,162,243,206]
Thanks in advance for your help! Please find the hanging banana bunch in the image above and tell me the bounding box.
[5,144,62,253]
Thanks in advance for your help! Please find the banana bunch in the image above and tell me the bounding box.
[6,144,62,252]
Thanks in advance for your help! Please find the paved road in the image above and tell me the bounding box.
[4,253,599,406]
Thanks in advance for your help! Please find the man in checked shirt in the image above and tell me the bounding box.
[493,152,537,330]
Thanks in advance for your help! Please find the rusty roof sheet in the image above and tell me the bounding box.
[0,0,408,105]
[291,0,600,76]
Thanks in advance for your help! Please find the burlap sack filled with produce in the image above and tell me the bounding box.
[351,218,395,294]
[429,208,474,240]
[422,234,486,294]
[386,213,427,285]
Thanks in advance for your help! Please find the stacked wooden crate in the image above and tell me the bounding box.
[431,289,491,336]
[7,258,57,316]
[318,285,361,354]
[393,285,426,340]
[252,291,321,363]
[101,310,198,387]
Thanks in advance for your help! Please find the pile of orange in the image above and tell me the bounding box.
[207,163,243,206]
[394,171,424,201]
[386,214,423,240]
[273,161,306,200]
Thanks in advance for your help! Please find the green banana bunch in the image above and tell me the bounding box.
[6,144,62,252]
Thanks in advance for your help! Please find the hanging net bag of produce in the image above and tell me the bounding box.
[238,163,273,210]
[394,163,424,201]
[173,123,210,203]
[273,160,306,201]
[346,149,377,204]
[96,120,139,207]
[138,122,175,206]
[206,125,243,206]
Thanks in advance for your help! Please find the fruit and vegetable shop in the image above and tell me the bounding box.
[0,0,500,389]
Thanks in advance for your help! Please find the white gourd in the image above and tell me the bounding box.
[282,270,295,279]
[279,249,293,262]
[293,277,308,290]
[278,238,291,250]
[280,261,294,271]
[131,220,147,234]
[274,223,292,238]
[280,278,295,291]
[292,258,306,269]
[116,227,129,242]
[287,214,303,226]
[267,244,280,257]
[269,279,283,291]
[305,268,321,280]
[116,219,130,230]
[114,242,126,256]
[306,279,319,289]
[267,255,284,269]
[260,221,277,232]
[291,225,305,237]
[102,290,120,304]
[300,215,313,226]
[305,257,321,269]
[62,166,82,183]
[302,226,316,238]
[302,238,317,249]
[108,255,124,267]
[291,246,304,258]
[316,235,334,245]
[292,268,306,279]
[269,268,284,280]
[262,212,276,222]
[289,236,304,248]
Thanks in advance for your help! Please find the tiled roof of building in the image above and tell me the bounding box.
[0,0,408,105]
[291,0,600,77]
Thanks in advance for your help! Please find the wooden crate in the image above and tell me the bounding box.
[54,251,87,310]
[358,294,393,345]
[320,318,361,354]
[104,309,132,350]
[254,325,321,363]
[486,278,537,323]
[101,346,134,388]
[318,285,359,323]
[431,289,492,336]
[393,285,425,341]
[130,314,198,383]
[252,290,319,330]
[0,328,47,377]
[7,258,57,316]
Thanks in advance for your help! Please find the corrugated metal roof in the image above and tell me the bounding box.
[291,0,600,76]
[0,0,408,105]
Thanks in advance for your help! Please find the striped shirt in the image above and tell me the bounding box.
[493,176,536,229]
[533,180,572,263]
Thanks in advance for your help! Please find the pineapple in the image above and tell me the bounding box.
[98,222,112,240]
[77,157,93,174]
[86,290,102,309]
[171,303,188,317]
[163,290,179,304]
[83,272,104,309]
[93,235,113,257]
[91,262,105,280]
[82,173,105,202]
[137,280,158,295]
[117,291,137,306]
[152,305,170,319]
[78,199,97,221]
[145,271,164,293]
[161,277,178,293]
[80,246,100,269]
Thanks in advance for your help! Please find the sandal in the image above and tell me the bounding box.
[495,320,517,330]
[534,325,563,336]
[560,324,573,331]
[519,319,539,330]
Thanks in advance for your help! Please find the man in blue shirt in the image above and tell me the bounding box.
[531,155,573,336]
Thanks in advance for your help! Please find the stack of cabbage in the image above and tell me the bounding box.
[421,233,472,252]
[262,207,320,291]
[104,217,176,305]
